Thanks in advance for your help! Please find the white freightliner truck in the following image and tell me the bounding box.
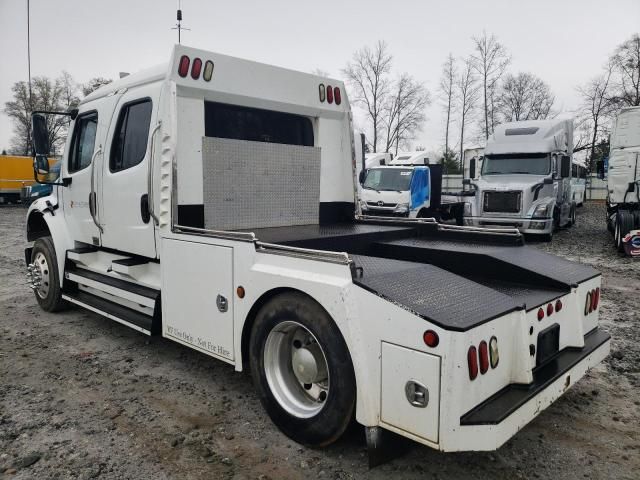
[602,106,640,255]
[25,45,610,462]
[463,119,577,240]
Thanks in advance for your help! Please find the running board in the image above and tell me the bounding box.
[62,290,153,335]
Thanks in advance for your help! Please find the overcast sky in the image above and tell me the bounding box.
[1,0,639,153]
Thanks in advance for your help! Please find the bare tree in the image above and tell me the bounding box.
[576,63,614,168]
[471,31,510,138]
[610,33,640,107]
[82,77,113,97]
[457,58,480,163]
[4,76,73,156]
[498,72,555,122]
[59,71,81,109]
[342,41,393,152]
[382,74,430,154]
[439,53,457,157]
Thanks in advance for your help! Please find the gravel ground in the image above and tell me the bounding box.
[0,202,638,480]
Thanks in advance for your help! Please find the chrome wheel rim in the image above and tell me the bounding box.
[33,252,50,299]
[264,320,330,418]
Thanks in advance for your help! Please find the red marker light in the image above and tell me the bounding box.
[326,85,334,104]
[555,299,562,312]
[479,341,489,374]
[191,58,202,79]
[547,303,554,316]
[423,330,439,348]
[178,55,190,77]
[468,346,478,380]
[334,87,342,105]
[537,308,544,321]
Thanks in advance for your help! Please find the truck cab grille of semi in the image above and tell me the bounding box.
[483,191,522,213]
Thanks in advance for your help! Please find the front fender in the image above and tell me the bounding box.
[26,195,73,286]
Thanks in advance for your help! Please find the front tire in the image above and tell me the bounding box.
[249,292,356,447]
[30,237,66,312]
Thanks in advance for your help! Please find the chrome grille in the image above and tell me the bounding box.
[483,191,521,213]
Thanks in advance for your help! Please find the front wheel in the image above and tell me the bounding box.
[249,292,356,447]
[30,237,66,312]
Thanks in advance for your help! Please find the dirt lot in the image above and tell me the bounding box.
[1,202,638,480]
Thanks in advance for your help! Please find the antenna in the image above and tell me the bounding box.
[27,0,33,110]
[171,0,190,44]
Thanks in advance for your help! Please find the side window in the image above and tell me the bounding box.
[68,112,98,173]
[110,99,153,172]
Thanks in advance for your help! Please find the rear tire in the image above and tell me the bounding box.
[249,292,356,447]
[30,237,66,312]
[615,210,634,253]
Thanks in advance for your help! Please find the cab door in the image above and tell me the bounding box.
[99,84,159,258]
[61,110,101,246]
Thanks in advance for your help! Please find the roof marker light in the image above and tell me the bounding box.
[555,299,563,312]
[334,87,342,105]
[423,330,439,348]
[191,57,202,80]
[326,85,334,104]
[489,337,499,369]
[203,60,214,82]
[547,303,554,316]
[468,346,478,380]
[479,341,489,374]
[318,84,326,102]
[537,308,544,321]
[178,55,190,78]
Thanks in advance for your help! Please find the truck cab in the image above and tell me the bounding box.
[464,119,576,240]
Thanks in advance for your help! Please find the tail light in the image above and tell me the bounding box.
[589,289,596,313]
[555,299,562,312]
[537,308,544,321]
[318,84,326,102]
[584,291,591,315]
[203,60,214,82]
[334,87,342,105]
[594,287,600,309]
[479,341,489,374]
[178,55,190,77]
[326,85,334,104]
[547,303,554,316]
[592,288,599,311]
[468,346,478,380]
[423,330,439,348]
[191,58,202,79]
[489,337,499,368]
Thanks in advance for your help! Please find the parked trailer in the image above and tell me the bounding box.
[602,106,640,255]
[25,45,610,462]
[0,155,38,203]
[571,157,588,207]
[463,119,577,241]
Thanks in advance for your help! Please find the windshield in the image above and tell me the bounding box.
[482,154,550,175]
[363,168,413,191]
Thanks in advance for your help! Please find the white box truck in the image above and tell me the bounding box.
[602,106,640,255]
[25,45,609,463]
[463,119,577,241]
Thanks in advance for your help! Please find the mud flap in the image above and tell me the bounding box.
[365,426,412,468]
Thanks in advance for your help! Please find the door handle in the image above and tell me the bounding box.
[89,146,103,233]
[140,194,150,224]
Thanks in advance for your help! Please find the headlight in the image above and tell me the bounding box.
[395,202,409,212]
[532,203,552,218]
[463,202,472,216]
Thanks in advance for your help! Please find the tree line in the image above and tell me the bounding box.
[3,73,111,156]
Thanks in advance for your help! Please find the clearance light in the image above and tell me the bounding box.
[593,287,600,310]
[479,341,489,374]
[555,299,563,312]
[423,330,439,348]
[191,58,202,79]
[318,83,326,102]
[589,289,596,313]
[326,85,334,104]
[203,60,214,82]
[178,55,190,77]
[468,346,478,380]
[584,291,591,315]
[537,308,544,321]
[489,337,499,368]
[334,87,342,105]
[547,303,554,316]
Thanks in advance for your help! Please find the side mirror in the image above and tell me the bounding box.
[34,155,50,174]
[543,177,554,184]
[560,155,571,178]
[596,160,605,180]
[31,113,50,156]
[462,178,471,185]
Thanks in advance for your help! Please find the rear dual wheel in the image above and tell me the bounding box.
[615,210,635,252]
[249,292,356,447]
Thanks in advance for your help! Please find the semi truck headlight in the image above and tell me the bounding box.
[463,202,472,216]
[532,203,552,218]
[395,203,409,213]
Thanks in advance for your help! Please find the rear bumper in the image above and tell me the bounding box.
[443,328,610,451]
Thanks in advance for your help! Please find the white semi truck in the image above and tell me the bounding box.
[602,106,640,255]
[25,45,609,462]
[463,119,577,241]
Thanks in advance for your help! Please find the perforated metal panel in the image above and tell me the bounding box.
[202,137,321,230]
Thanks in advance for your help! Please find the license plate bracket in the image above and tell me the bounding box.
[536,323,560,367]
